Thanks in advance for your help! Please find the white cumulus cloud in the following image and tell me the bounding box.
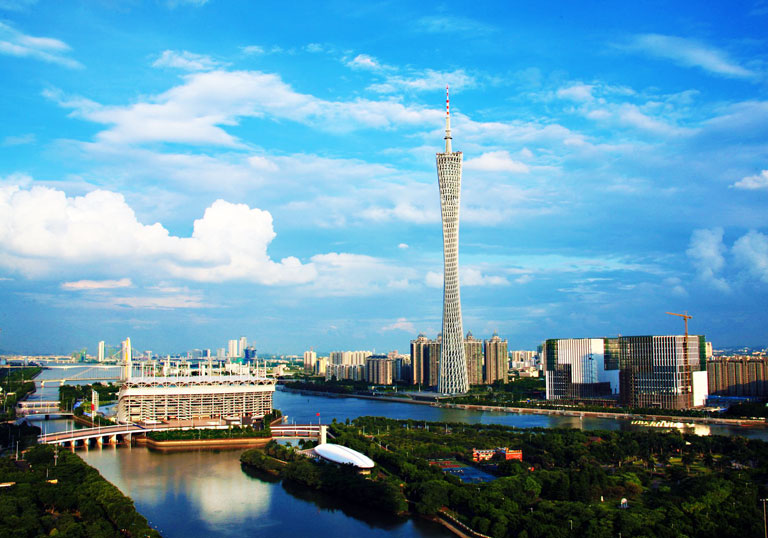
[733,230,768,283]
[732,170,768,190]
[307,252,415,296]
[381,317,416,332]
[464,151,530,173]
[152,50,221,71]
[0,183,316,284]
[686,228,730,292]
[557,84,594,102]
[46,69,440,147]
[346,54,382,71]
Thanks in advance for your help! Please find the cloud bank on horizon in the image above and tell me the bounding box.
[0,1,766,354]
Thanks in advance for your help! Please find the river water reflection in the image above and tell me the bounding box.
[274,389,768,441]
[80,447,452,538]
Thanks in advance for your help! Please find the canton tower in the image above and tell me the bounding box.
[436,86,469,394]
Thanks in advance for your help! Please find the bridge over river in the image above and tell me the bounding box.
[38,423,329,448]
[35,365,122,383]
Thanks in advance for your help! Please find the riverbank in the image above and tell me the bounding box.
[443,402,768,427]
[279,386,766,428]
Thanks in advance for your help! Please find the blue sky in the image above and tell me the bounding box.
[0,0,767,355]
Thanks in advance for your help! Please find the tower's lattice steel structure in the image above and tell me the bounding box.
[436,87,469,394]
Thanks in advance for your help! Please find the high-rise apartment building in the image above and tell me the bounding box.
[484,332,509,384]
[436,87,468,395]
[121,337,132,380]
[464,332,483,385]
[228,339,238,359]
[326,364,364,382]
[239,337,248,358]
[510,350,538,368]
[393,356,412,383]
[97,340,105,362]
[410,334,440,387]
[304,350,317,373]
[314,357,328,376]
[330,350,372,366]
[708,356,768,397]
[365,355,394,385]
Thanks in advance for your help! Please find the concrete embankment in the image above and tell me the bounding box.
[142,436,272,450]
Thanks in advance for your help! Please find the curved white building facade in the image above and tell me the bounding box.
[436,88,469,395]
[314,443,375,469]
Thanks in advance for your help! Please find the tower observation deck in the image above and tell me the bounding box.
[436,86,469,395]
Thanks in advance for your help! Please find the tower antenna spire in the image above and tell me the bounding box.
[444,85,452,153]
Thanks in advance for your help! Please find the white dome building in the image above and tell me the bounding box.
[313,443,375,470]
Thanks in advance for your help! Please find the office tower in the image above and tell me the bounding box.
[97,340,105,362]
[239,337,248,357]
[228,339,238,359]
[484,332,509,384]
[542,338,619,401]
[619,335,707,409]
[464,331,484,385]
[304,350,317,373]
[436,87,468,394]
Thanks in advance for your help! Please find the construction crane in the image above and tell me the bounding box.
[666,311,693,406]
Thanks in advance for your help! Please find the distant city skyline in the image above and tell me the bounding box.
[0,2,767,354]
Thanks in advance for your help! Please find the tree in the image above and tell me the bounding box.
[413,480,449,515]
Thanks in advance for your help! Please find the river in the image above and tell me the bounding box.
[32,370,768,537]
